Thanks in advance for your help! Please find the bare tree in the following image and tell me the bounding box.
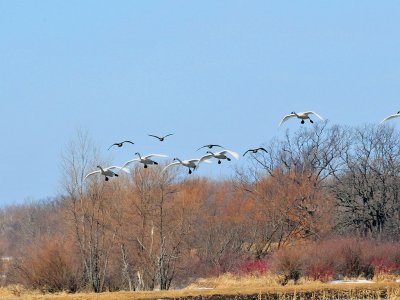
[60,129,118,292]
[332,125,400,238]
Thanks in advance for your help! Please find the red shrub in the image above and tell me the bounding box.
[304,264,334,282]
[235,258,269,275]
[370,257,400,274]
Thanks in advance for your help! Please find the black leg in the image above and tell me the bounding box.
[114,173,119,177]
[301,120,305,124]
[154,161,158,165]
[218,160,221,164]
[105,177,109,181]
[189,169,192,174]
[310,119,314,123]
[227,158,231,161]
[144,165,148,168]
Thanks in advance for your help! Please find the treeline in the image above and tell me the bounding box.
[0,123,399,292]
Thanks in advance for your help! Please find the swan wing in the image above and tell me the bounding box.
[161,161,180,173]
[190,158,212,164]
[143,154,168,159]
[305,111,324,120]
[380,114,400,123]
[258,147,268,153]
[148,134,160,139]
[220,149,240,160]
[243,150,251,156]
[198,154,214,164]
[279,114,296,126]
[106,166,131,174]
[121,158,139,168]
[84,170,100,180]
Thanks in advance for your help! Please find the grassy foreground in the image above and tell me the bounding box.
[1,282,400,300]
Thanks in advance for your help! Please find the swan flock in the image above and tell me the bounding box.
[84,111,399,180]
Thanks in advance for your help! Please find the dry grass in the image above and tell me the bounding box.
[1,275,399,299]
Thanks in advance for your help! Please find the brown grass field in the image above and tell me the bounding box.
[1,276,399,300]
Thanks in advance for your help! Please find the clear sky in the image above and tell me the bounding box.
[1,1,400,206]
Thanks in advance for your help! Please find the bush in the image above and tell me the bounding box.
[235,258,269,275]
[303,240,337,282]
[12,238,80,293]
[271,245,305,285]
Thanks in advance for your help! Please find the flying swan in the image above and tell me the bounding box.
[380,111,400,124]
[122,152,168,169]
[199,149,240,164]
[108,140,134,150]
[243,147,268,156]
[148,133,174,142]
[279,111,324,126]
[162,157,212,174]
[84,165,130,181]
[197,144,223,151]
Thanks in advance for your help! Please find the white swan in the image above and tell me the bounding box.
[84,165,130,181]
[162,157,211,174]
[199,149,240,164]
[122,152,168,169]
[380,111,400,124]
[279,111,324,126]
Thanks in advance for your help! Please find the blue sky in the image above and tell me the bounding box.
[1,1,400,205]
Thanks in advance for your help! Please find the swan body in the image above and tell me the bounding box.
[122,152,168,169]
[380,111,400,123]
[199,149,240,165]
[279,111,324,126]
[84,165,130,181]
[162,157,211,174]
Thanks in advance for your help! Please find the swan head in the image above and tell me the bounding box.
[135,152,140,156]
[173,158,178,161]
[397,111,400,114]
[206,151,214,155]
[96,165,101,169]
[291,111,296,114]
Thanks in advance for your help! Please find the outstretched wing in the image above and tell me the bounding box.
[106,166,131,174]
[121,158,139,169]
[243,150,251,156]
[279,114,296,126]
[143,154,168,159]
[258,147,268,153]
[148,134,161,139]
[380,114,400,124]
[211,144,223,149]
[161,161,180,173]
[306,111,324,120]
[84,170,100,180]
[108,143,118,150]
[198,154,214,164]
[220,149,240,160]
[122,140,134,145]
[163,133,174,138]
[196,145,208,151]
